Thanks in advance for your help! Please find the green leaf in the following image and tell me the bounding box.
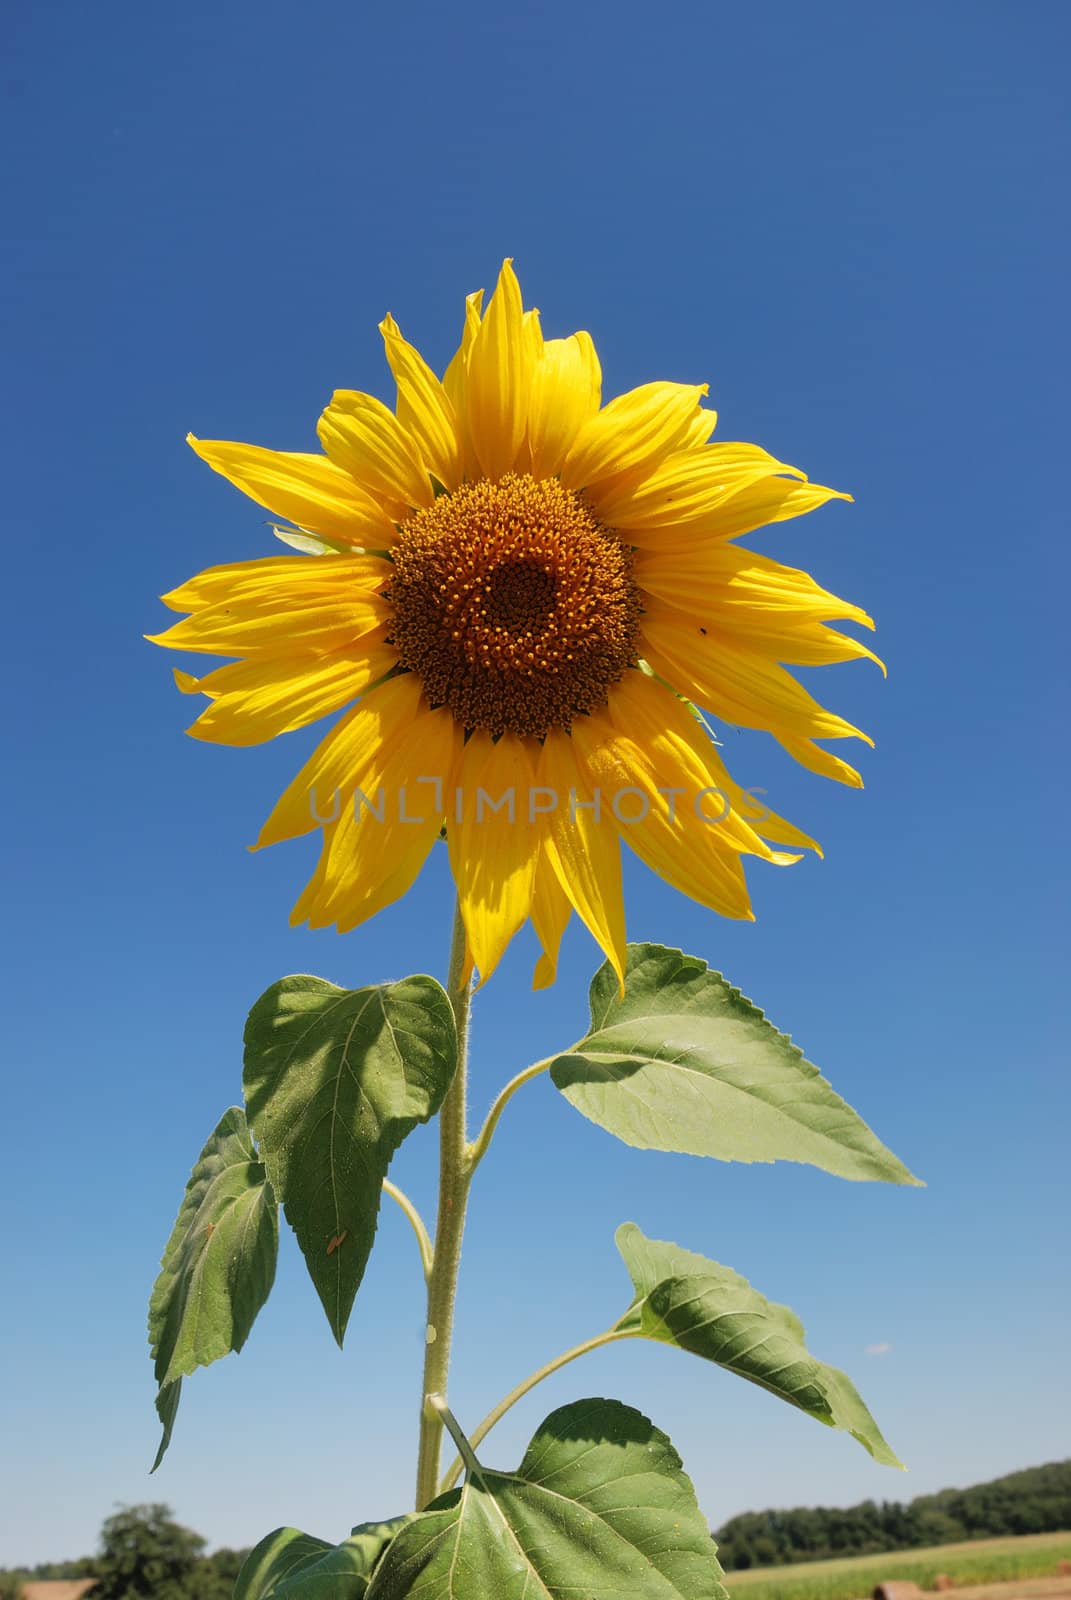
[366,1398,728,1599]
[614,1222,903,1468]
[150,1379,181,1474]
[234,1519,413,1600]
[243,974,456,1345]
[148,1106,278,1467]
[234,1529,333,1600]
[550,943,918,1183]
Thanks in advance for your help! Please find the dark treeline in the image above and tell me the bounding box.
[714,1459,1071,1570]
[0,1505,247,1600]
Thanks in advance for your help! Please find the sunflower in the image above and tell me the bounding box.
[150,261,880,987]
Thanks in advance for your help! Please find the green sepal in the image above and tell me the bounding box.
[614,1222,903,1468]
[270,524,344,555]
[550,943,919,1183]
[366,1397,729,1599]
[243,974,456,1345]
[148,1105,278,1468]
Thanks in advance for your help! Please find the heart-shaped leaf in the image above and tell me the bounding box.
[235,1529,334,1600]
[148,1106,278,1467]
[243,974,456,1344]
[366,1397,728,1599]
[614,1222,902,1468]
[235,1519,413,1600]
[550,943,918,1183]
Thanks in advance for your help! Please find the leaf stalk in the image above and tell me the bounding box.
[382,1178,433,1282]
[466,1056,553,1172]
[437,1327,635,1494]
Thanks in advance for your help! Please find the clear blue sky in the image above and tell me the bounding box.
[2,0,1068,1568]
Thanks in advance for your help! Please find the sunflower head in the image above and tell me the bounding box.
[385,473,641,739]
[151,260,879,987]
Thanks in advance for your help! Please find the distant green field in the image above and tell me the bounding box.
[723,1529,1071,1599]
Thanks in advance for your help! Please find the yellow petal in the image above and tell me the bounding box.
[441,288,485,480]
[507,307,546,476]
[628,476,852,550]
[527,332,602,479]
[561,381,709,498]
[699,738,823,855]
[149,560,389,659]
[317,389,433,518]
[633,545,884,673]
[293,705,460,932]
[681,404,719,450]
[380,314,461,490]
[180,631,396,747]
[729,619,885,673]
[641,606,872,746]
[596,443,804,532]
[645,690,819,860]
[572,686,756,920]
[255,672,425,848]
[530,847,572,990]
[523,305,545,364]
[149,597,387,659]
[159,552,389,614]
[640,677,809,850]
[187,436,397,548]
[593,665,814,865]
[447,732,537,985]
[442,289,484,410]
[296,812,439,933]
[537,729,626,988]
[776,734,864,788]
[634,544,874,627]
[465,259,532,481]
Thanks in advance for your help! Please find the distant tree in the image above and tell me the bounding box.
[92,1504,205,1600]
[0,1504,249,1600]
[0,1506,248,1600]
[192,1547,249,1600]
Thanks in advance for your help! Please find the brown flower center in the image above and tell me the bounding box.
[384,473,640,738]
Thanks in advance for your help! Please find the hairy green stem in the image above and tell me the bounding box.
[382,1178,433,1282]
[437,1328,635,1494]
[414,900,473,1510]
[467,1057,553,1173]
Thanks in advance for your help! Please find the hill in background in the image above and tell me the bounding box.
[715,1459,1071,1570]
